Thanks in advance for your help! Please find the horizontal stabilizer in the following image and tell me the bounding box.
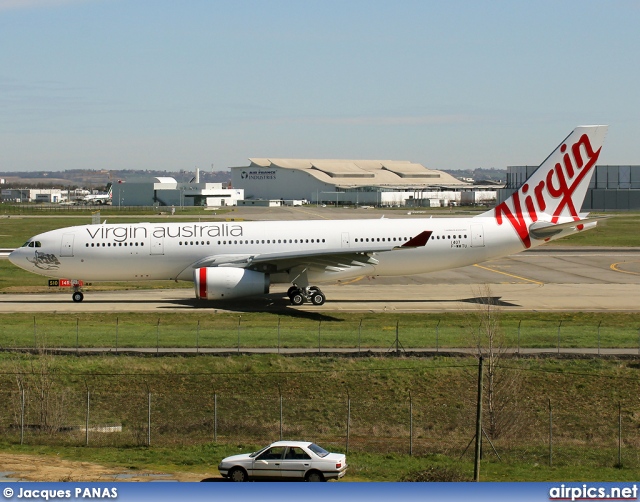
[529,218,602,240]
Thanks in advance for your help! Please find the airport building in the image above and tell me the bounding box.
[114,175,244,208]
[498,165,640,210]
[1,188,64,203]
[230,158,496,207]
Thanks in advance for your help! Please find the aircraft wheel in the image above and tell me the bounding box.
[287,286,299,298]
[290,292,305,306]
[310,292,326,306]
[72,292,84,303]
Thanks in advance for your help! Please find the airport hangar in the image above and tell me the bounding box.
[498,165,640,210]
[115,176,244,208]
[230,159,498,207]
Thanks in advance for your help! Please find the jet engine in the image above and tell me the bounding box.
[193,267,270,300]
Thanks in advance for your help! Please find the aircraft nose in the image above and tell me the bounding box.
[8,248,21,267]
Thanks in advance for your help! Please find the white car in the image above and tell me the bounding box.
[218,441,347,482]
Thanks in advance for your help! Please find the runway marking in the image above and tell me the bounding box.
[610,262,640,276]
[473,263,544,285]
[292,207,332,220]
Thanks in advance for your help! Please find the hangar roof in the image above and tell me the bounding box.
[247,158,467,188]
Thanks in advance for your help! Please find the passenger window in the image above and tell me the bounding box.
[257,446,286,461]
[285,447,311,460]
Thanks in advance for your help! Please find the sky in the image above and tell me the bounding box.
[1,0,640,172]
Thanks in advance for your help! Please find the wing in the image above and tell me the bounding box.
[188,230,432,274]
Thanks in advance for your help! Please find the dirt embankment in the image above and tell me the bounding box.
[0,453,219,482]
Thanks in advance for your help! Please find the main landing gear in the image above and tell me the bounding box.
[287,285,326,306]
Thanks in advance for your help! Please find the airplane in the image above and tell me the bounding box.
[81,183,112,205]
[9,125,608,305]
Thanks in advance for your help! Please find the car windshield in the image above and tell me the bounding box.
[308,443,329,458]
[249,446,270,458]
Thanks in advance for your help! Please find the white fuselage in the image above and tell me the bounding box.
[9,214,538,287]
[8,125,607,302]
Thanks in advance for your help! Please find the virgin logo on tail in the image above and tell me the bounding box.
[495,132,602,249]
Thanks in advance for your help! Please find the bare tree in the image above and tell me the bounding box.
[469,284,522,439]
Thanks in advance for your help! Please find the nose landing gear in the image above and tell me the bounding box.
[71,281,84,302]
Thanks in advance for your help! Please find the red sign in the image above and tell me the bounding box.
[49,279,84,288]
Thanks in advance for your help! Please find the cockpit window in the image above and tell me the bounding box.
[35,241,41,247]
[22,241,32,248]
[22,241,42,248]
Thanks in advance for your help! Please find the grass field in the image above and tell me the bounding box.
[0,311,639,350]
[1,354,639,481]
[2,208,640,250]
[2,210,640,481]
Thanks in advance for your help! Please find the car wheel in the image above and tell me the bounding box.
[305,471,325,482]
[228,467,248,482]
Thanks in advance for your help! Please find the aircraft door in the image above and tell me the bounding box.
[470,224,485,247]
[341,232,350,248]
[150,235,164,255]
[61,233,74,257]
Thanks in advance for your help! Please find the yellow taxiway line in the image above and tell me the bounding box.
[610,262,640,276]
[473,263,544,285]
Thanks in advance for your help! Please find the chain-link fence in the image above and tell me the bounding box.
[2,316,640,352]
[0,370,638,469]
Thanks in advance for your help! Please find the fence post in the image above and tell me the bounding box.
[85,387,90,446]
[237,316,241,353]
[346,391,351,454]
[474,356,483,482]
[557,321,563,354]
[548,398,553,467]
[20,385,25,445]
[279,386,283,441]
[409,392,413,456]
[213,392,217,442]
[147,391,152,447]
[618,402,622,467]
